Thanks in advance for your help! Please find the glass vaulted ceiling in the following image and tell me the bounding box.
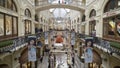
[48,0,71,23]
[48,0,72,4]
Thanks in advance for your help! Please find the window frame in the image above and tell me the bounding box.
[103,15,120,40]
[0,12,18,40]
[104,0,119,13]
[0,0,17,12]
[24,20,32,35]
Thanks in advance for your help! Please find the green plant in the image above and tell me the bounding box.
[0,40,13,48]
[110,41,120,49]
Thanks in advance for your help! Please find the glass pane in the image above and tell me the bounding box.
[118,1,120,7]
[28,21,31,33]
[25,9,31,17]
[108,19,116,35]
[103,23,107,35]
[12,3,17,12]
[117,22,120,36]
[5,15,12,35]
[0,0,5,7]
[25,20,29,34]
[13,17,17,34]
[48,0,72,4]
[7,0,12,9]
[0,13,4,36]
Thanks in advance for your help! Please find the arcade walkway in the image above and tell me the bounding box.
[37,31,84,68]
[37,52,84,68]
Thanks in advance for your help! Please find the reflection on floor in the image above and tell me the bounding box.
[55,53,68,68]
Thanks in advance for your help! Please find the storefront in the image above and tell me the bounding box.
[89,9,96,36]
[103,0,120,41]
[88,50,102,68]
[81,14,86,34]
[0,0,18,40]
[19,47,32,68]
[24,9,32,35]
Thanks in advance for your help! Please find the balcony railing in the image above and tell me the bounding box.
[78,34,120,56]
[0,33,45,53]
[0,36,28,53]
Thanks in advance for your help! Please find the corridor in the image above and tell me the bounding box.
[37,30,82,68]
[0,0,120,68]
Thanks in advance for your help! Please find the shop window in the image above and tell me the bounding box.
[77,18,79,23]
[0,0,18,40]
[89,21,96,36]
[89,9,96,36]
[24,8,32,35]
[116,15,120,37]
[0,0,5,7]
[103,18,116,36]
[118,0,120,7]
[12,3,17,12]
[41,17,43,22]
[82,15,86,22]
[81,25,85,34]
[25,20,31,34]
[13,17,18,35]
[0,13,4,36]
[103,15,120,39]
[0,0,17,12]
[7,0,12,9]
[5,15,12,35]
[74,20,76,23]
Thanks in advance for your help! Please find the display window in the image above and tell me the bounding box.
[89,9,96,36]
[0,0,17,12]
[0,14,4,36]
[5,15,12,35]
[103,15,120,40]
[13,17,18,35]
[0,0,18,40]
[25,20,32,34]
[24,8,32,35]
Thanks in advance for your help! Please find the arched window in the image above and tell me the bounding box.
[103,0,120,39]
[89,9,96,18]
[35,14,39,21]
[0,0,17,12]
[41,17,43,22]
[24,9,32,35]
[82,15,86,22]
[77,18,80,23]
[89,9,96,36]
[104,0,120,13]
[25,9,31,18]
